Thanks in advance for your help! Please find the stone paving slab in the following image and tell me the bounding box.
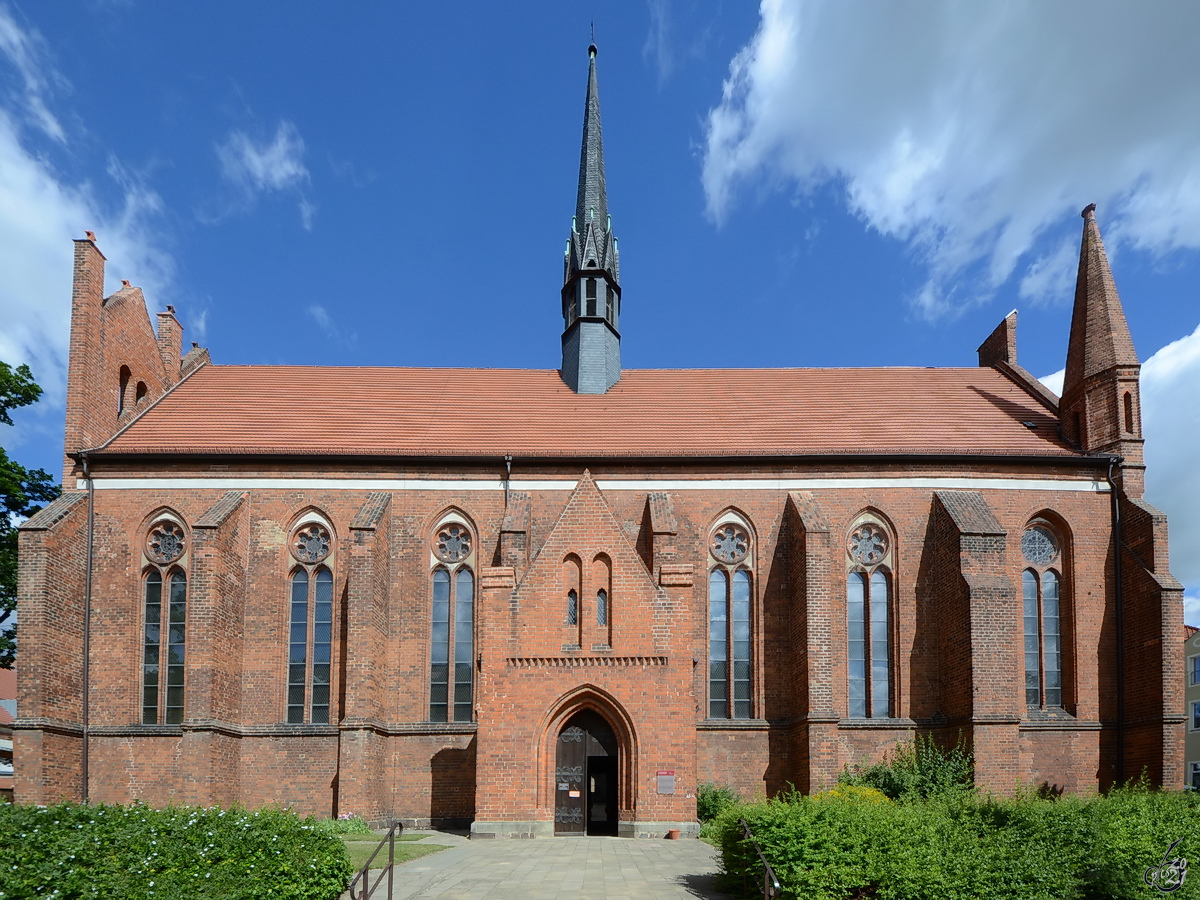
[342,832,733,900]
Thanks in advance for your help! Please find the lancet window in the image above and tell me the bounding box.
[430,517,475,723]
[287,517,335,724]
[708,517,753,719]
[1022,520,1067,710]
[847,517,893,718]
[142,516,188,725]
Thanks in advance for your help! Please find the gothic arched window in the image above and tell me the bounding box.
[709,517,753,719]
[430,517,475,723]
[1022,520,1066,710]
[286,517,335,724]
[142,517,187,725]
[847,518,893,718]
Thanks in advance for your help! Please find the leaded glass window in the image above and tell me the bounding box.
[142,568,187,725]
[567,589,579,626]
[286,516,337,725]
[1022,520,1067,711]
[709,519,755,720]
[286,566,334,724]
[142,570,162,724]
[142,518,188,726]
[288,569,309,723]
[1024,568,1063,709]
[848,569,891,717]
[430,522,475,723]
[597,589,608,626]
[586,278,597,316]
[709,569,728,719]
[846,518,892,718]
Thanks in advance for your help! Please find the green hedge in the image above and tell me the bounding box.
[713,786,1200,900]
[0,803,352,900]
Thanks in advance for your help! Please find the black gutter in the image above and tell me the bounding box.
[1105,456,1125,786]
[80,451,94,802]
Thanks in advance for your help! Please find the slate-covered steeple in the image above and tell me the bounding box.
[1060,203,1145,495]
[561,41,621,394]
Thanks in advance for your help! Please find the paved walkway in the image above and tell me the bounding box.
[342,831,733,900]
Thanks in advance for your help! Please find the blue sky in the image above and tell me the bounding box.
[1,1,1197,618]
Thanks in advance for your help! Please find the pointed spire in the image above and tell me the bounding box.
[575,42,608,237]
[1062,203,1139,396]
[560,42,622,394]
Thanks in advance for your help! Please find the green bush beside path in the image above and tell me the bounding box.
[0,803,352,900]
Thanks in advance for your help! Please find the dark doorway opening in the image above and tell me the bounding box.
[554,709,618,836]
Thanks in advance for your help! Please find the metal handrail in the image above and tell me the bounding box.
[739,817,781,899]
[348,820,402,900]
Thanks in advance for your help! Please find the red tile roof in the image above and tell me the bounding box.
[98,366,1076,459]
[0,668,13,702]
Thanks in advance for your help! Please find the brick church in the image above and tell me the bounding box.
[15,44,1184,836]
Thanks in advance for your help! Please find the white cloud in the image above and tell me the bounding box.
[1185,592,1200,629]
[0,14,172,417]
[0,4,64,142]
[306,304,356,349]
[643,0,675,84]
[703,0,1200,315]
[1142,322,1200,595]
[216,121,313,228]
[1040,323,1200,602]
[642,0,712,87]
[307,304,333,334]
[1039,369,1064,398]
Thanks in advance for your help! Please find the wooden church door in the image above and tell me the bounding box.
[554,710,619,835]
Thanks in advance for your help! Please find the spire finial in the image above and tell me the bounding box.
[589,22,597,58]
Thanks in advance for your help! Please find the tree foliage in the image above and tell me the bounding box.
[1,360,61,668]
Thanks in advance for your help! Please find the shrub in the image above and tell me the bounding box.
[839,733,974,800]
[320,813,375,835]
[0,803,352,900]
[1087,781,1200,899]
[714,785,1200,900]
[697,782,741,822]
[813,783,890,804]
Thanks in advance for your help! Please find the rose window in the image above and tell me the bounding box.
[146,521,185,564]
[1022,526,1059,566]
[848,523,888,566]
[711,525,749,564]
[435,524,471,563]
[292,523,331,564]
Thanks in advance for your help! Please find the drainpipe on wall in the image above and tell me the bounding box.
[504,455,512,508]
[80,451,95,802]
[1106,455,1125,786]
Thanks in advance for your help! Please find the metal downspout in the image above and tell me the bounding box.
[1106,456,1125,786]
[80,451,94,802]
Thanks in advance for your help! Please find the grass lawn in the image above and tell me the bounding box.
[342,833,451,871]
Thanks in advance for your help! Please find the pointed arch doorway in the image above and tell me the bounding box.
[554,710,619,835]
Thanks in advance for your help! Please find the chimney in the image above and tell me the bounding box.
[156,305,183,384]
[62,235,107,482]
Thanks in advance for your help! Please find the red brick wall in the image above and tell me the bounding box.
[15,457,1180,820]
